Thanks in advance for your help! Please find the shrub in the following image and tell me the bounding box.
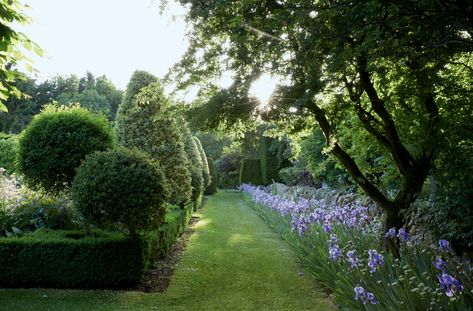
[205,158,218,195]
[0,202,195,289]
[17,104,114,194]
[0,229,148,288]
[216,152,244,189]
[0,133,18,174]
[72,148,168,236]
[239,158,263,185]
[194,137,211,187]
[115,78,192,206]
[182,126,204,201]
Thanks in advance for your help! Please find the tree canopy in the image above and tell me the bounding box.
[167,0,473,250]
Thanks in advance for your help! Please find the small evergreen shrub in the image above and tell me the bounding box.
[205,158,218,195]
[239,158,263,185]
[0,133,18,174]
[72,148,168,236]
[17,105,114,194]
[194,137,211,187]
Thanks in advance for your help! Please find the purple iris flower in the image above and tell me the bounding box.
[368,249,384,273]
[323,223,332,233]
[437,273,464,297]
[385,227,397,238]
[347,250,359,268]
[329,234,342,261]
[438,239,451,252]
[397,227,410,242]
[354,286,377,304]
[433,257,447,272]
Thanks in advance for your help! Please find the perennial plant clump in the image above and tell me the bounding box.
[241,184,473,310]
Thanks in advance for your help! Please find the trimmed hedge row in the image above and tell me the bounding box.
[0,202,194,289]
[239,158,263,185]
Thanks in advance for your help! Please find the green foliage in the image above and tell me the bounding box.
[193,136,211,187]
[205,158,218,195]
[0,229,148,288]
[259,136,280,185]
[18,104,114,194]
[72,148,168,236]
[120,70,158,105]
[300,129,348,188]
[7,194,79,234]
[0,1,43,111]
[0,133,18,173]
[215,151,244,189]
[195,131,231,161]
[0,202,195,289]
[278,160,318,187]
[182,128,204,202]
[115,76,192,205]
[239,158,263,185]
[57,89,110,117]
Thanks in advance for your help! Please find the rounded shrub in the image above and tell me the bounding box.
[18,104,114,194]
[72,148,168,236]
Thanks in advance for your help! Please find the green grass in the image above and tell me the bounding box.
[0,192,334,310]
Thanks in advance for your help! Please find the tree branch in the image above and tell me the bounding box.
[357,56,417,177]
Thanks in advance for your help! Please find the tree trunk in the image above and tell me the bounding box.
[382,204,405,256]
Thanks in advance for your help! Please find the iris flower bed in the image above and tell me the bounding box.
[241,184,473,310]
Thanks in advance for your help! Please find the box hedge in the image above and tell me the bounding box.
[0,202,194,289]
[239,158,263,185]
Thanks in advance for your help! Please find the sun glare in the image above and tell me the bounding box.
[249,73,279,108]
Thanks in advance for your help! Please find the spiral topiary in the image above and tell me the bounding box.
[18,104,114,194]
[72,148,168,236]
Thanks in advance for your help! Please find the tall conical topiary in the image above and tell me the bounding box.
[181,123,204,201]
[193,137,211,187]
[205,158,218,195]
[115,72,192,206]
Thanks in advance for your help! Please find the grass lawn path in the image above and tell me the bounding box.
[0,191,334,311]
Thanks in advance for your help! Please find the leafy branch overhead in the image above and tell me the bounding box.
[0,0,44,112]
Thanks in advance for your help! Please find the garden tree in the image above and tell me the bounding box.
[193,136,211,187]
[95,75,123,119]
[115,71,193,206]
[166,0,473,251]
[0,0,43,111]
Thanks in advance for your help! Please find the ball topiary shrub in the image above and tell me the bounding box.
[72,148,168,236]
[18,104,114,194]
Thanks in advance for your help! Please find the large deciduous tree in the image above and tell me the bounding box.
[166,0,473,251]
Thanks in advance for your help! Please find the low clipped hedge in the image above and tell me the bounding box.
[239,158,263,185]
[0,202,195,289]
